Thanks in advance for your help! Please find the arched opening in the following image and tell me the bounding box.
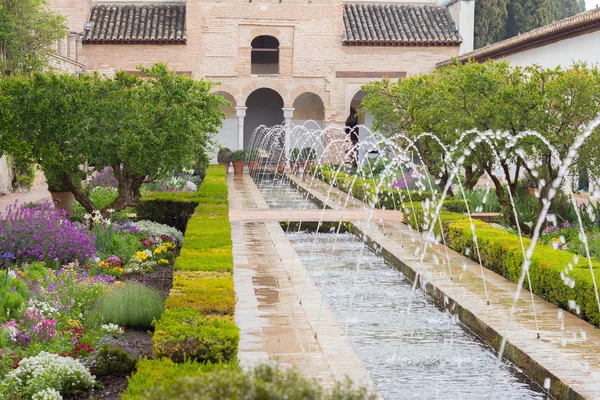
[347,90,377,167]
[211,92,239,160]
[244,88,284,150]
[251,36,279,75]
[291,92,325,157]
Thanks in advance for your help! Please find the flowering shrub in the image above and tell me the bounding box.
[90,166,118,188]
[391,169,415,190]
[112,221,140,234]
[134,221,184,246]
[100,323,124,338]
[4,351,95,398]
[0,202,96,265]
[32,388,62,400]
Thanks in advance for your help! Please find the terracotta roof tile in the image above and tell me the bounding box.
[83,4,186,44]
[343,3,462,46]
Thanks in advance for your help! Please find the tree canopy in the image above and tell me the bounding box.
[0,64,226,213]
[361,61,600,235]
[475,0,586,49]
[0,0,66,75]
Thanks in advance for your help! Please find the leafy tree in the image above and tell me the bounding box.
[361,61,600,236]
[0,0,66,75]
[474,0,509,49]
[0,64,226,214]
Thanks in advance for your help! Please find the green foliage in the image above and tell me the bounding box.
[463,188,502,213]
[0,64,226,215]
[152,308,239,363]
[72,187,130,222]
[474,0,584,49]
[92,282,164,329]
[0,0,67,75]
[93,226,140,261]
[165,271,235,316]
[122,358,236,400]
[86,343,137,377]
[231,150,245,162]
[406,205,600,327]
[144,364,376,400]
[300,147,317,161]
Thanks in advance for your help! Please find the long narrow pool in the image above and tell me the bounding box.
[287,232,546,400]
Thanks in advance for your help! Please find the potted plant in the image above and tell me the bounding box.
[47,174,75,216]
[217,147,232,173]
[246,149,260,173]
[232,150,245,175]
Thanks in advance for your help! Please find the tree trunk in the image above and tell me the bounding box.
[102,164,145,215]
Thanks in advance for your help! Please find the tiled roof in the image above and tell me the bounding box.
[343,3,462,46]
[437,7,600,67]
[83,4,187,44]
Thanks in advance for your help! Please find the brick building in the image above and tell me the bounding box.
[47,0,474,160]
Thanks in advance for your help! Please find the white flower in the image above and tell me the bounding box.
[134,220,184,245]
[33,388,63,400]
[107,208,115,214]
[83,214,91,220]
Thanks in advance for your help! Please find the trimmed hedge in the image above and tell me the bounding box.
[153,308,239,363]
[127,165,239,392]
[122,358,237,399]
[405,202,600,327]
[165,271,235,315]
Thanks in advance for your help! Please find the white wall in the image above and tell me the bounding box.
[499,30,600,68]
[446,0,475,55]
[210,118,239,163]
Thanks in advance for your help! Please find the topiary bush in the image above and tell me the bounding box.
[143,364,376,400]
[152,308,239,363]
[122,358,237,400]
[217,148,232,164]
[92,282,165,329]
[137,200,198,233]
[165,271,235,315]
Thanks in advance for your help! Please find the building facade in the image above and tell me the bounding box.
[46,0,473,161]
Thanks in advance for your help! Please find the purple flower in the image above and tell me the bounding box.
[90,166,118,188]
[391,169,415,191]
[0,202,96,266]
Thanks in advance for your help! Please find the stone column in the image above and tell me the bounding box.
[235,107,247,150]
[282,107,295,157]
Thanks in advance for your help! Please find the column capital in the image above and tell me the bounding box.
[282,107,295,120]
[235,106,247,118]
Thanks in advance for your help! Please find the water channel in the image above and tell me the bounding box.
[257,174,547,399]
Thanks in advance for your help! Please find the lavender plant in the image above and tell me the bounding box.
[0,202,96,266]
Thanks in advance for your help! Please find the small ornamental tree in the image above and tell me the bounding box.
[0,63,226,214]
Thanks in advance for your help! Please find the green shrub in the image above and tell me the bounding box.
[153,308,239,363]
[85,342,137,377]
[137,199,198,233]
[463,188,501,213]
[166,271,235,315]
[94,227,141,261]
[122,358,237,400]
[144,364,376,400]
[92,282,164,329]
[231,150,245,162]
[407,204,600,327]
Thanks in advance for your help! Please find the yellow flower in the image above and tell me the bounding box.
[98,261,109,267]
[115,281,123,285]
[163,242,176,251]
[67,319,81,327]
[158,259,169,265]
[135,251,149,261]
[153,248,163,255]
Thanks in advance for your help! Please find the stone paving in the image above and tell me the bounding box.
[230,172,600,399]
[229,174,380,395]
[0,183,50,215]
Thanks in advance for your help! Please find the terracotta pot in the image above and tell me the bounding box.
[528,187,536,197]
[221,162,231,173]
[233,161,244,175]
[277,163,286,174]
[51,191,75,216]
[303,161,313,174]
